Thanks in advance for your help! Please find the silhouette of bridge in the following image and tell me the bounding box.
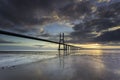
[0,30,81,51]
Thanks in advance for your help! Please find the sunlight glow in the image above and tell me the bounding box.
[69,43,120,49]
[71,43,102,49]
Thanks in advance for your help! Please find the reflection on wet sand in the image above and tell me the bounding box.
[0,50,120,80]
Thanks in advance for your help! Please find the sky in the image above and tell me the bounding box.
[0,0,120,50]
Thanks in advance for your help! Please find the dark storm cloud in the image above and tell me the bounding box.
[95,29,120,42]
[0,0,120,43]
[0,0,94,24]
[69,23,94,43]
[59,0,94,19]
[70,17,120,43]
[0,0,95,34]
[86,18,120,32]
[0,0,72,33]
[69,1,120,43]
[0,0,52,25]
[97,2,120,18]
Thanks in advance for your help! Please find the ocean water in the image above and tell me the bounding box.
[0,50,120,80]
[0,51,58,67]
[73,50,120,75]
[0,50,120,71]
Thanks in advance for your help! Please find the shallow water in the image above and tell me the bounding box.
[0,50,120,68]
[0,51,58,67]
[0,50,120,80]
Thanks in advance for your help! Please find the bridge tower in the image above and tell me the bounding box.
[58,33,66,50]
[58,33,70,56]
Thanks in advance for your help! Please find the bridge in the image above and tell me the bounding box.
[0,30,81,51]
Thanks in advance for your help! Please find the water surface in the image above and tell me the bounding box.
[0,50,120,80]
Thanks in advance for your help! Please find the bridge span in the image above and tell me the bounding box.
[0,30,81,51]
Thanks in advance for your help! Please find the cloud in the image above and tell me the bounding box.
[35,45,45,48]
[0,0,73,24]
[95,29,120,42]
[69,1,120,43]
[0,0,74,34]
[0,39,16,43]
[59,0,95,20]
[0,0,120,43]
[97,2,120,18]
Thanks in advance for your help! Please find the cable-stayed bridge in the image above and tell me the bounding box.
[0,30,81,51]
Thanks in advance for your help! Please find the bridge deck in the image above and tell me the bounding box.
[0,30,80,48]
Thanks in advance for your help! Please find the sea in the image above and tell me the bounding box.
[0,49,120,71]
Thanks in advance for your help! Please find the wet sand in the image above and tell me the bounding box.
[0,55,120,80]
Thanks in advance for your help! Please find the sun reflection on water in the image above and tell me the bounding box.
[77,50,103,56]
[76,49,106,74]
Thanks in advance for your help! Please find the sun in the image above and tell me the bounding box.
[86,43,102,49]
[95,43,99,45]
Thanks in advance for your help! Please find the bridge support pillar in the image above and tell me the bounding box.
[58,33,64,51]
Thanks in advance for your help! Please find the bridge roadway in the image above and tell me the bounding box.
[0,30,81,50]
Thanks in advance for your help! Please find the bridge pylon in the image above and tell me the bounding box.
[58,33,66,50]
